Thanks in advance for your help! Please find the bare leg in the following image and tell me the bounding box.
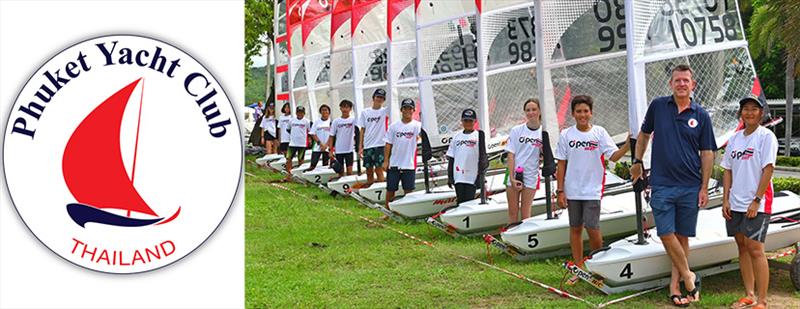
[569,226,584,267]
[675,234,698,302]
[735,234,756,300]
[345,165,353,176]
[385,191,395,210]
[506,187,520,223]
[520,188,536,220]
[365,168,375,186]
[586,227,602,252]
[376,167,385,182]
[660,233,696,299]
[746,238,768,307]
[284,158,293,181]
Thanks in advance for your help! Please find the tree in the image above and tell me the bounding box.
[749,0,800,156]
[245,0,273,85]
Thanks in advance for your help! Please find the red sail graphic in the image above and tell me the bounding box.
[62,78,158,217]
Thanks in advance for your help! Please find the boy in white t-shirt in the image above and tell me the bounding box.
[383,98,423,217]
[308,104,332,171]
[721,95,777,309]
[554,95,629,271]
[446,108,488,204]
[358,88,388,187]
[284,106,310,182]
[328,100,357,177]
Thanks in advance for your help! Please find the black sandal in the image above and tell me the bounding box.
[685,276,701,303]
[670,294,689,307]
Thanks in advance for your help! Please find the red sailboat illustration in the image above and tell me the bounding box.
[63,78,180,227]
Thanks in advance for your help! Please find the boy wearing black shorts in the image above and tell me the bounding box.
[329,100,356,177]
[284,106,309,182]
[383,99,422,218]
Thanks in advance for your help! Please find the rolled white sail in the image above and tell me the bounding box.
[415,0,480,149]
[288,0,310,115]
[274,0,291,108]
[303,0,333,119]
[329,0,354,119]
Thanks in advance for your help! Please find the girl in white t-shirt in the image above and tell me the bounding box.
[261,102,278,154]
[505,99,543,223]
[554,95,629,272]
[277,103,293,154]
[721,95,777,309]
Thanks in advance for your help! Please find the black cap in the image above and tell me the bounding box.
[739,94,764,108]
[400,98,415,109]
[296,106,306,112]
[461,108,477,120]
[373,88,386,98]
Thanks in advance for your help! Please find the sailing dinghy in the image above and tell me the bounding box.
[584,191,800,288]
[429,171,629,236]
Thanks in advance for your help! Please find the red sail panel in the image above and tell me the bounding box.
[62,78,158,216]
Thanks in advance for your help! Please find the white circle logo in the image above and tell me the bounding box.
[3,35,242,273]
[687,118,698,128]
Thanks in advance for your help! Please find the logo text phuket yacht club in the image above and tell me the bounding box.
[3,35,242,274]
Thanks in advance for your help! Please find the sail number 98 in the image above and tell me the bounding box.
[506,15,536,65]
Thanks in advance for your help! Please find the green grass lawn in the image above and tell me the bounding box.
[245,156,800,308]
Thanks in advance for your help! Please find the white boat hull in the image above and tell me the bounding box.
[327,174,369,195]
[255,154,284,166]
[388,174,507,219]
[358,164,447,204]
[299,167,340,185]
[584,192,800,287]
[437,171,630,235]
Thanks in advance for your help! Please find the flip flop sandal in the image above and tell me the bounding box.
[669,295,689,307]
[730,297,755,309]
[685,277,701,303]
[565,275,579,286]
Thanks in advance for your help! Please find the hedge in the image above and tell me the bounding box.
[774,177,800,194]
[776,156,800,167]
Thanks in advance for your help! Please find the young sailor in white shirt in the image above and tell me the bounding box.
[505,99,543,223]
[358,88,389,187]
[308,104,332,171]
[383,98,423,219]
[277,102,293,154]
[446,108,487,204]
[554,95,629,271]
[284,106,310,182]
[722,95,778,309]
[328,100,357,177]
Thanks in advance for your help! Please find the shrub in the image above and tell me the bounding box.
[774,177,800,194]
[776,156,800,167]
[614,161,631,180]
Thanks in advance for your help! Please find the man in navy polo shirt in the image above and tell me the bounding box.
[630,64,715,306]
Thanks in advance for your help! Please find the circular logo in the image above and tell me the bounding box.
[3,35,242,273]
[687,118,698,128]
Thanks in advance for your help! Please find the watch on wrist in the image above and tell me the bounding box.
[632,158,644,165]
[753,196,762,203]
[556,190,564,195]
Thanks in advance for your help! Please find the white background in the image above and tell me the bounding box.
[0,1,244,308]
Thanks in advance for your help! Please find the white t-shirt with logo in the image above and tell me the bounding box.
[309,118,332,152]
[260,115,276,137]
[288,117,310,148]
[446,130,480,185]
[330,116,356,154]
[555,125,618,200]
[385,120,422,170]
[278,114,292,143]
[504,124,542,189]
[720,126,778,214]
[357,107,389,149]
